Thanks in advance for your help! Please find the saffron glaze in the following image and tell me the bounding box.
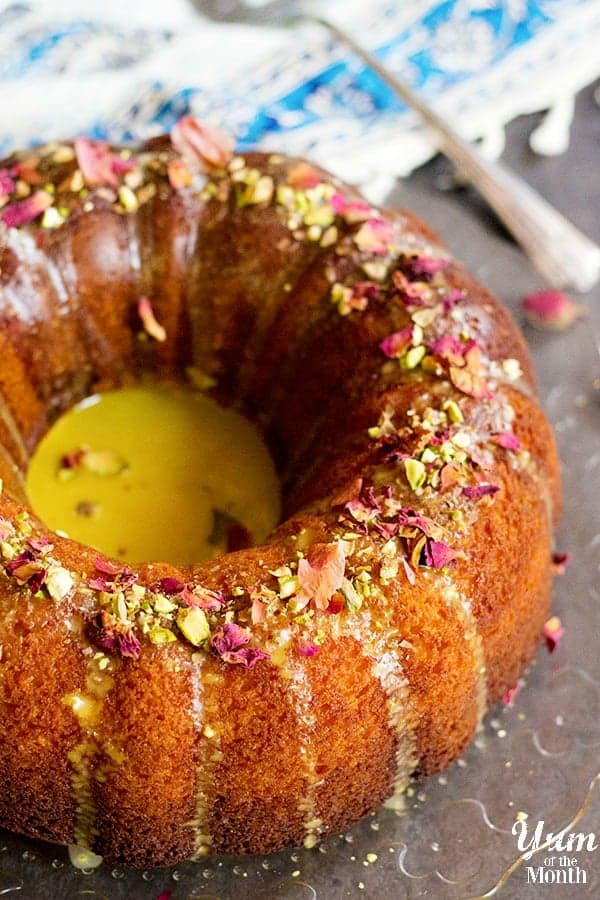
[0,119,561,868]
[25,387,281,566]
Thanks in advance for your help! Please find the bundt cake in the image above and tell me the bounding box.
[0,116,561,868]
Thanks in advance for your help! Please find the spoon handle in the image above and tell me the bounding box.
[314,15,600,292]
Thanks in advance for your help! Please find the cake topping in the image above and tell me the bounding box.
[522,290,584,331]
[171,114,234,172]
[543,615,564,653]
[295,541,346,612]
[552,551,570,575]
[210,622,270,668]
[74,137,133,189]
[1,189,52,227]
[138,297,167,342]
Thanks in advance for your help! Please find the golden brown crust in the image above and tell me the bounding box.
[0,133,560,867]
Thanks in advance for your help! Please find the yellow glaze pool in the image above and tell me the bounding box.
[26,387,281,566]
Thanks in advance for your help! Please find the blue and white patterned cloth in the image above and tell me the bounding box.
[1,0,599,199]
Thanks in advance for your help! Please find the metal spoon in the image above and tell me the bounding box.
[193,0,600,292]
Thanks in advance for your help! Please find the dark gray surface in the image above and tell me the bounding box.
[0,84,598,900]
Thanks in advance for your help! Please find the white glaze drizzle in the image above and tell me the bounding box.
[332,606,419,812]
[438,574,488,731]
[286,662,322,849]
[186,657,224,859]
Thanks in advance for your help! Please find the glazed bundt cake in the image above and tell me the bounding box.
[0,117,561,867]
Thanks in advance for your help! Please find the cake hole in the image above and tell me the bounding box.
[26,386,281,566]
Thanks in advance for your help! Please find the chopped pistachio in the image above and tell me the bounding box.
[401,345,426,370]
[442,399,464,424]
[118,185,139,212]
[154,595,177,615]
[177,607,210,646]
[404,458,426,491]
[46,565,74,601]
[340,577,362,612]
[148,625,177,645]
[41,206,67,229]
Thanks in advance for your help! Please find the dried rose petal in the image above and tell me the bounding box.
[406,255,449,278]
[88,577,111,592]
[171,115,234,172]
[138,296,167,342]
[394,507,432,534]
[379,326,415,359]
[439,463,461,493]
[543,615,564,653]
[89,610,140,659]
[94,556,127,577]
[297,639,319,657]
[1,190,52,228]
[0,168,15,199]
[428,334,473,363]
[552,551,570,575]
[117,630,142,659]
[502,681,522,705]
[462,483,500,500]
[296,541,346,611]
[180,584,225,610]
[422,539,456,569]
[251,597,267,624]
[443,288,466,312]
[449,365,492,400]
[354,218,394,255]
[211,622,269,668]
[59,448,86,471]
[331,192,372,223]
[75,137,120,188]
[287,162,322,190]
[5,550,47,590]
[157,577,184,594]
[402,557,416,585]
[492,432,521,452]
[522,290,584,331]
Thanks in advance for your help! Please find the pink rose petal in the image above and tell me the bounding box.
[502,681,522,705]
[543,615,564,653]
[297,639,319,657]
[354,218,394,255]
[462,483,500,500]
[287,162,322,189]
[75,137,119,188]
[171,115,234,172]
[422,539,457,569]
[94,556,127,576]
[552,551,570,575]
[181,584,225,611]
[138,296,167,342]
[379,325,415,358]
[1,190,52,228]
[0,168,15,199]
[522,290,584,331]
[331,192,372,223]
[296,541,346,611]
[492,432,521,452]
[211,622,269,668]
[157,577,184,594]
